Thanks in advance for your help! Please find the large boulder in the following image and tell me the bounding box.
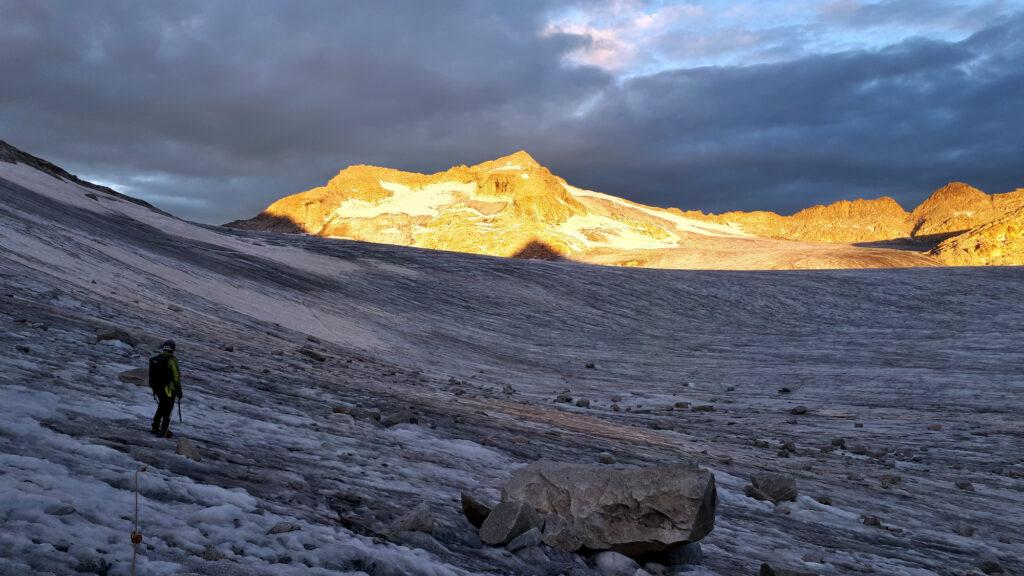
[478,500,543,546]
[505,461,716,555]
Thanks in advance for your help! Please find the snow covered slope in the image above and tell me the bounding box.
[2,148,1023,575]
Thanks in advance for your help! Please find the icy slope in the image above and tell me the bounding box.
[2,156,1023,575]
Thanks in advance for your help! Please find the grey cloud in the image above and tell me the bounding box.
[818,0,1010,31]
[547,11,1024,214]
[0,0,1022,223]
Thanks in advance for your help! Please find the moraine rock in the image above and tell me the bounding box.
[297,346,327,362]
[460,491,492,528]
[542,512,585,552]
[506,527,543,552]
[745,473,797,504]
[117,368,149,386]
[759,562,819,576]
[391,502,434,534]
[95,326,137,347]
[506,461,716,555]
[592,550,642,575]
[478,500,543,546]
[598,452,616,464]
[267,521,301,535]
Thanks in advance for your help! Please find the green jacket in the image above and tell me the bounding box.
[162,352,181,398]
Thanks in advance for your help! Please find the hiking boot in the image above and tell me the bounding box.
[162,429,174,439]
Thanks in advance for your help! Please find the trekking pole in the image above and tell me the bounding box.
[178,397,182,423]
[130,465,147,576]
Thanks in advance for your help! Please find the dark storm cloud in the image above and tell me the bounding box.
[547,9,1024,213]
[1,1,1022,222]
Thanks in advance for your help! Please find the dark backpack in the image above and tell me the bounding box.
[148,354,170,396]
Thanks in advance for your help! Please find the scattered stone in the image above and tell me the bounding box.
[778,387,791,394]
[392,502,434,534]
[780,441,796,453]
[95,327,136,347]
[831,438,846,449]
[85,192,99,201]
[928,423,943,431]
[297,347,327,362]
[201,544,226,561]
[117,368,149,386]
[306,335,321,343]
[167,304,183,312]
[789,405,809,415]
[460,491,492,528]
[45,504,76,516]
[585,362,597,369]
[556,392,574,403]
[611,395,623,403]
[576,398,591,408]
[879,474,902,489]
[816,496,832,506]
[267,521,301,535]
[506,461,716,554]
[854,422,864,428]
[753,439,771,449]
[950,477,974,491]
[691,404,715,412]
[745,473,797,504]
[175,438,202,462]
[478,500,543,546]
[862,515,883,528]
[978,553,1004,574]
[222,345,235,352]
[381,410,418,427]
[598,452,616,465]
[15,344,30,353]
[593,550,641,576]
[611,403,621,412]
[759,562,818,576]
[953,523,976,537]
[673,401,690,409]
[506,527,543,552]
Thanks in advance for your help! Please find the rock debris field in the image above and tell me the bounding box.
[1,158,1023,575]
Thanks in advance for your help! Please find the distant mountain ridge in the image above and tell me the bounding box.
[230,151,1023,268]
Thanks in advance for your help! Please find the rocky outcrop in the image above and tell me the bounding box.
[930,206,1024,266]
[228,149,1021,269]
[910,182,1024,239]
[504,461,717,555]
[696,196,913,243]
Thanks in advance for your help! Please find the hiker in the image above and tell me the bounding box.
[149,339,182,437]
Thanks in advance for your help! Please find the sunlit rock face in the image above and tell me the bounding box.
[228,150,750,261]
[229,151,1021,269]
[931,206,1024,266]
[910,183,1024,239]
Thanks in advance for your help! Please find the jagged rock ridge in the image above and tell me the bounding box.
[230,152,1022,268]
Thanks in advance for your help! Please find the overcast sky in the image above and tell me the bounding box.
[2,0,1023,223]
